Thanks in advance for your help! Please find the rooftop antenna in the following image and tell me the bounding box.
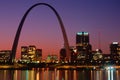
[98,32,101,49]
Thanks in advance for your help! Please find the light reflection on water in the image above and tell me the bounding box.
[0,68,120,80]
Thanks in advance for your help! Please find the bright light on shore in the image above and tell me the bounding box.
[105,66,115,70]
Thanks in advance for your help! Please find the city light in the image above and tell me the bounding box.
[105,66,115,70]
[0,31,120,70]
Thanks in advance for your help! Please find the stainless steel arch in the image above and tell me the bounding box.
[10,3,70,63]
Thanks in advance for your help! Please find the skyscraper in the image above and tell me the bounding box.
[110,42,120,55]
[76,32,92,60]
[21,45,42,61]
[21,46,28,60]
[110,42,120,60]
[76,32,89,46]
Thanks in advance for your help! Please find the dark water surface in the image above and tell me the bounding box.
[0,68,120,80]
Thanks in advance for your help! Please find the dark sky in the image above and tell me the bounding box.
[0,0,120,59]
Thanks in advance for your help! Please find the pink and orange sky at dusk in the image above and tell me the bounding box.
[0,0,120,59]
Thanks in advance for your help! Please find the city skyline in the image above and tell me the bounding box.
[0,0,120,59]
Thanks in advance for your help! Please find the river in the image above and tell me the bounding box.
[0,68,120,80]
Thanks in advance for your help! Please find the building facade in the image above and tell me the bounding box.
[21,45,42,62]
[76,32,92,60]
[110,42,120,60]
[0,50,11,63]
[60,46,77,62]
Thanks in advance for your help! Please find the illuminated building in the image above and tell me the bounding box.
[21,45,36,61]
[102,54,111,60]
[0,50,11,62]
[21,46,28,60]
[76,32,92,60]
[46,54,58,63]
[102,54,112,65]
[110,42,120,55]
[28,45,36,61]
[21,45,42,61]
[76,32,89,45]
[110,42,120,60]
[28,45,36,54]
[70,46,77,62]
[92,49,103,60]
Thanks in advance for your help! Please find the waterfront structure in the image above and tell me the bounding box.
[76,32,92,60]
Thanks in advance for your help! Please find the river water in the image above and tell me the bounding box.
[0,68,120,80]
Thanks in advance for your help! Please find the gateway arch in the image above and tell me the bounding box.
[10,3,70,63]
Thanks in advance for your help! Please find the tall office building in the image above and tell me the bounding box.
[110,42,120,60]
[21,46,28,60]
[21,45,42,61]
[76,32,89,46]
[28,45,36,61]
[28,45,36,55]
[76,32,92,60]
[110,42,120,55]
